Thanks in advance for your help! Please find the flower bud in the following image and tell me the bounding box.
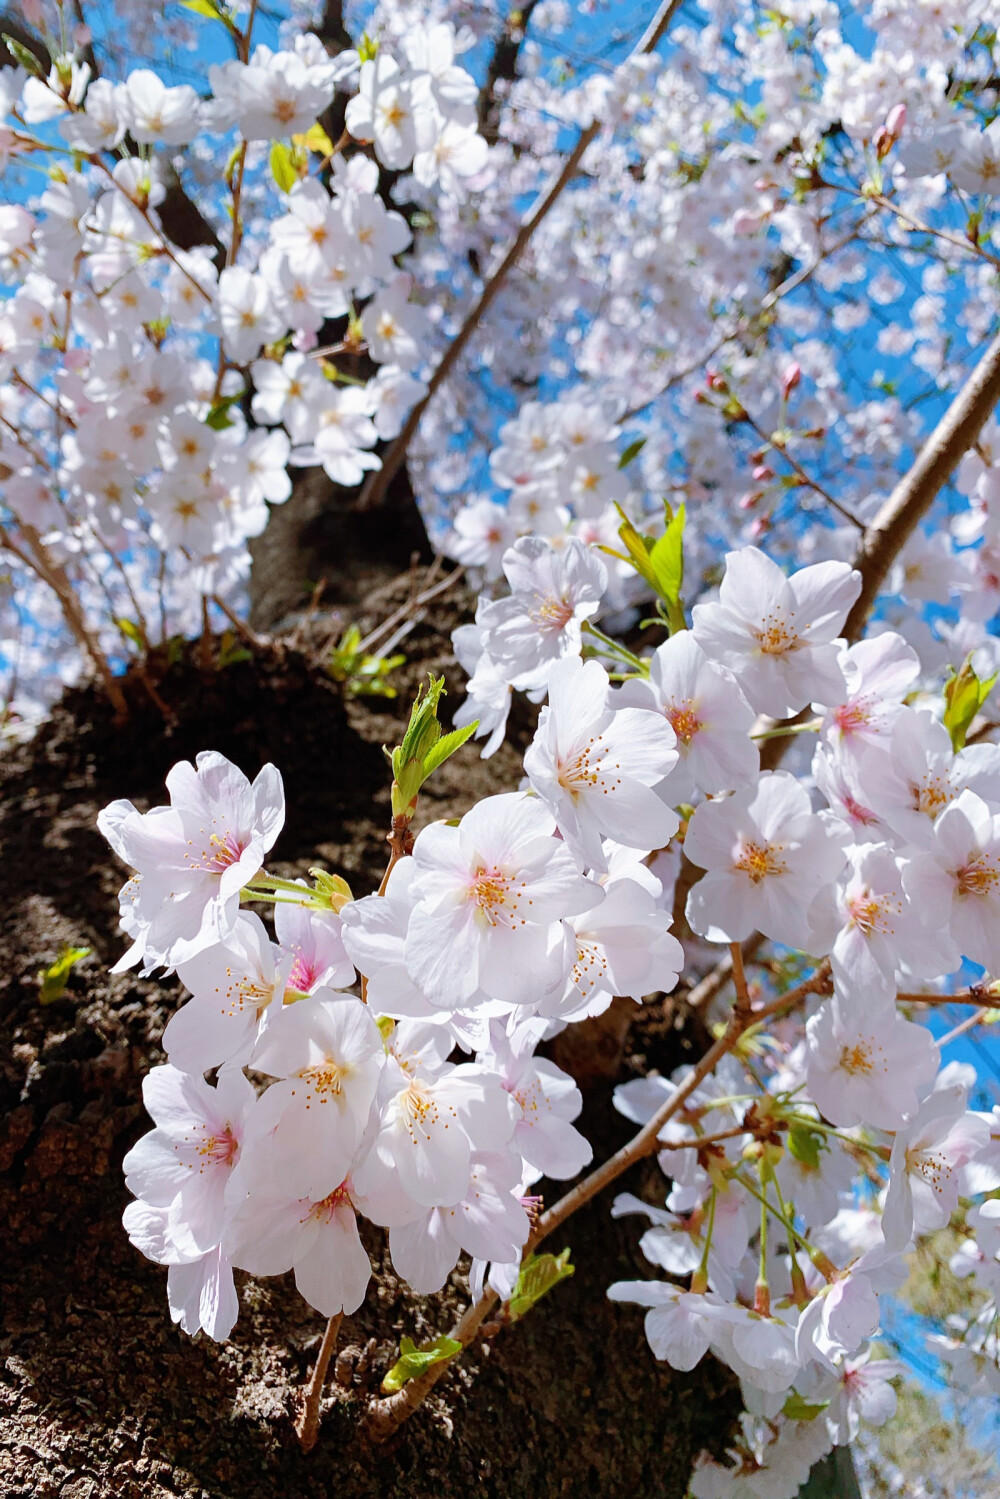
[780,362,801,401]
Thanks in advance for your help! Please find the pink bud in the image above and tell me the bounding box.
[875,104,907,160]
[738,490,761,511]
[21,0,45,26]
[73,23,93,45]
[63,347,89,370]
[748,515,770,540]
[732,208,762,238]
[752,464,774,482]
[781,362,801,401]
[706,371,727,393]
[885,103,906,140]
[292,328,319,352]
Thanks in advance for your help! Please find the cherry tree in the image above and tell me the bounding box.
[4,0,1000,1491]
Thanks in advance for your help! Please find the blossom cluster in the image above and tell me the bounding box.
[101,528,1000,1494]
[0,19,487,729]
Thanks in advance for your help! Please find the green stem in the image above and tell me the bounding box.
[581,620,647,671]
[751,719,822,742]
[692,1187,717,1293]
[733,1171,834,1279]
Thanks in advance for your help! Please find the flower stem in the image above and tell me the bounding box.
[294,1312,342,1453]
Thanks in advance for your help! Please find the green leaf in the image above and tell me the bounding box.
[508,1249,575,1322]
[180,0,227,18]
[781,1392,830,1422]
[943,653,997,751]
[787,1120,825,1172]
[205,391,244,431]
[380,1334,461,1394]
[648,502,685,606]
[618,437,646,469]
[295,122,335,156]
[115,616,145,651]
[217,630,252,669]
[39,945,91,1005]
[357,31,379,62]
[388,676,447,817]
[269,139,298,192]
[3,34,45,76]
[422,721,479,778]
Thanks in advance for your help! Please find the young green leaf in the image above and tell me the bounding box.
[115,616,146,651]
[180,0,228,19]
[380,1334,461,1393]
[296,122,335,156]
[422,721,479,778]
[787,1120,825,1172]
[942,654,997,751]
[781,1392,830,1422]
[39,945,91,1005]
[508,1248,575,1322]
[204,390,245,431]
[3,35,46,76]
[269,140,298,192]
[649,502,685,607]
[618,437,647,469]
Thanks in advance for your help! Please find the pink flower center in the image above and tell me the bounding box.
[293,1057,349,1100]
[470,866,526,927]
[531,593,574,631]
[847,889,899,936]
[913,775,951,817]
[667,701,701,745]
[734,839,785,883]
[288,953,319,991]
[307,1181,352,1223]
[957,857,1000,897]
[188,827,247,874]
[753,608,797,656]
[834,697,874,736]
[188,1126,239,1170]
[843,793,880,828]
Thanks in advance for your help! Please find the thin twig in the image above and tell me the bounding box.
[936,1007,991,1049]
[896,989,1000,1010]
[210,593,270,651]
[355,565,466,656]
[294,1312,343,1452]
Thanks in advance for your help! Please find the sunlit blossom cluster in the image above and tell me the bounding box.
[7,0,1000,1488]
[100,533,1000,1495]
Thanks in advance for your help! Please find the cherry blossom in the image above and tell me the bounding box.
[691,548,862,718]
[523,656,679,872]
[684,772,848,949]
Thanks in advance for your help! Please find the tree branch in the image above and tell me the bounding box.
[356,0,687,514]
[477,0,541,146]
[842,324,1000,642]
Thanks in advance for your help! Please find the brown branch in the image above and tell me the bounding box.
[356,0,687,514]
[843,324,1000,642]
[477,0,541,146]
[294,1312,343,1452]
[896,988,1000,1010]
[0,520,128,719]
